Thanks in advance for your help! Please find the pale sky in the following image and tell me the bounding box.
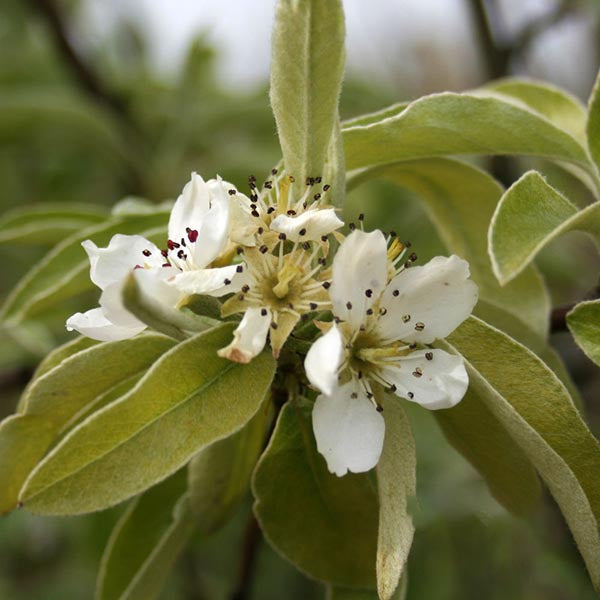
[77,0,598,98]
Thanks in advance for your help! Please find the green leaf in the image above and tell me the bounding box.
[0,334,174,514]
[342,102,409,129]
[17,336,99,412]
[187,397,273,534]
[253,402,378,588]
[586,69,600,173]
[0,203,109,245]
[1,212,169,324]
[324,119,346,208]
[270,0,345,185]
[489,171,600,284]
[443,316,600,592]
[20,324,276,515]
[96,470,193,600]
[484,78,587,143]
[121,274,215,341]
[342,92,592,178]
[434,384,542,516]
[567,300,600,366]
[376,399,416,600]
[348,158,550,338]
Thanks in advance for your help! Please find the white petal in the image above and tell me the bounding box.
[377,255,478,344]
[227,190,257,246]
[305,324,344,395]
[83,234,162,290]
[169,264,249,297]
[270,208,343,242]
[217,307,271,363]
[168,174,230,269]
[312,381,385,477]
[380,349,469,410]
[66,307,145,342]
[134,266,182,307]
[330,230,388,330]
[168,172,210,242]
[98,281,146,328]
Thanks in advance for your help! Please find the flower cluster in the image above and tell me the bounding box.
[68,172,478,476]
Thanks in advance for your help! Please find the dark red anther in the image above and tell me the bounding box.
[167,239,180,250]
[134,264,143,270]
[187,229,199,243]
[161,249,168,257]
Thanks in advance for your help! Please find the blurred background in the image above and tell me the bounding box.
[1,0,599,598]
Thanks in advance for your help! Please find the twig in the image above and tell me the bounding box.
[26,0,147,195]
[27,0,132,126]
[230,513,262,600]
[550,282,600,333]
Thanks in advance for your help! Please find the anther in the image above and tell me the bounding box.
[309,302,318,310]
[267,206,275,214]
[313,193,321,201]
[236,246,244,254]
[365,289,373,298]
[322,281,331,289]
[161,249,168,257]
[405,241,412,248]
[278,233,287,240]
[271,168,278,175]
[228,189,237,195]
[287,210,297,216]
[349,223,356,231]
[408,392,414,399]
[236,265,244,273]
[315,177,322,183]
[299,228,307,236]
[415,322,425,331]
[358,213,364,221]
[389,230,397,237]
[321,235,328,242]
[376,404,384,413]
[264,181,273,189]
[318,257,326,265]
[409,343,417,349]
[425,352,433,361]
[251,210,260,218]
[389,384,397,392]
[142,249,151,257]
[379,307,388,315]
[412,368,423,378]
[271,322,278,330]
[187,229,198,243]
[393,289,399,297]
[323,184,330,191]
[258,227,264,234]
[366,308,374,315]
[261,308,268,316]
[350,392,358,399]
[223,278,231,285]
[409,252,417,262]
[404,261,411,268]
[242,285,250,293]
[167,239,180,250]
[302,242,310,250]
[259,245,268,254]
[346,301,353,310]
[402,314,411,323]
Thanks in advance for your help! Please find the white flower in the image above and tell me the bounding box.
[165,173,249,297]
[217,175,344,363]
[67,172,248,342]
[66,234,179,341]
[305,229,478,476]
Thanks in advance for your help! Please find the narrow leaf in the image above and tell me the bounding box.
[0,334,174,514]
[0,203,108,245]
[1,212,169,324]
[253,402,378,588]
[443,316,600,592]
[342,92,592,177]
[376,399,416,600]
[586,68,600,173]
[96,470,192,600]
[349,158,550,338]
[489,171,600,284]
[484,78,587,143]
[188,398,273,534]
[271,0,345,184]
[20,324,276,515]
[567,300,600,366]
[121,274,214,341]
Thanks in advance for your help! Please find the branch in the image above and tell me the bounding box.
[27,0,132,125]
[230,513,262,600]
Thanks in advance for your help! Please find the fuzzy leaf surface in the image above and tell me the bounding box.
[20,324,275,515]
[489,171,600,284]
[253,402,378,588]
[567,300,600,366]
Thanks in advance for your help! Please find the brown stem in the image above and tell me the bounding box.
[26,0,146,194]
[230,513,262,600]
